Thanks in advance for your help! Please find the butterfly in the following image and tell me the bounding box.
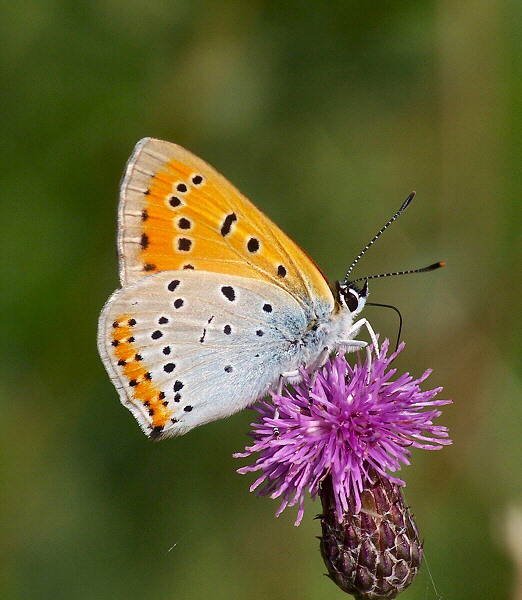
[98,138,400,439]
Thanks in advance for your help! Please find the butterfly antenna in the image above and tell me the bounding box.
[344,192,416,283]
[350,261,445,285]
[366,302,403,350]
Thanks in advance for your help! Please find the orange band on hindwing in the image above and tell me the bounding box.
[111,315,172,433]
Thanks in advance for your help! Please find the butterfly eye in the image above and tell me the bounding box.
[345,290,359,313]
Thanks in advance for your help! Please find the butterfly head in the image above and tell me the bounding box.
[336,280,368,316]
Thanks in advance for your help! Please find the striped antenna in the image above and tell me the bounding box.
[344,192,416,283]
[350,261,445,285]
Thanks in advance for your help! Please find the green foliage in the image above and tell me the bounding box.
[2,2,520,598]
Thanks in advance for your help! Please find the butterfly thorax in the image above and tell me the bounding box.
[292,279,369,371]
[296,303,358,372]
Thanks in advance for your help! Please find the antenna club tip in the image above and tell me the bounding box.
[426,261,445,272]
[401,192,416,211]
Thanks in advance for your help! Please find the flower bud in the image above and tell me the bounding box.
[319,469,423,599]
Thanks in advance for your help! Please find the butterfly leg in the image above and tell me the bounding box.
[282,346,329,399]
[343,318,380,358]
[337,340,372,381]
[306,345,332,393]
[335,339,370,368]
[278,369,300,393]
[337,318,380,383]
[271,368,301,437]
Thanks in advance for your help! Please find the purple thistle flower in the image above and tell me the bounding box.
[235,340,451,526]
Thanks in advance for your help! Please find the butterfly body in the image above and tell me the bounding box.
[98,139,368,438]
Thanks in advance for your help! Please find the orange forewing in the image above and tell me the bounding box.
[117,138,334,310]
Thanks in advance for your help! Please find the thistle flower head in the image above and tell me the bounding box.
[235,340,451,526]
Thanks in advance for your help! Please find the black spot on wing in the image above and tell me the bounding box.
[221,286,235,301]
[178,238,192,252]
[247,237,260,253]
[150,425,164,439]
[220,212,237,237]
[178,217,192,230]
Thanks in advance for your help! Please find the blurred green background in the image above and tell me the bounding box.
[2,1,521,599]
